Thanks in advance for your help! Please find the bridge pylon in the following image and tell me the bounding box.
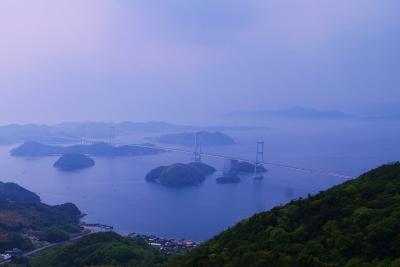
[254,141,264,179]
[194,132,202,162]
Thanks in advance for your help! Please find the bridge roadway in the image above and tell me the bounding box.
[128,143,354,180]
[34,138,354,179]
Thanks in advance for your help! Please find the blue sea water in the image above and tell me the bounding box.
[0,120,399,241]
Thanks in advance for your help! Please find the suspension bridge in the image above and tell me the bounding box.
[107,131,354,180]
[42,132,354,180]
[125,141,354,180]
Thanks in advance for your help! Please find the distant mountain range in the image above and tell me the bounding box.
[0,121,263,145]
[227,106,400,121]
[352,101,400,118]
[227,106,356,120]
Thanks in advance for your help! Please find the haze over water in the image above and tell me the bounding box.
[0,119,398,240]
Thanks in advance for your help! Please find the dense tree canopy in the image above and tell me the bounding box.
[0,196,82,251]
[172,163,400,267]
[31,232,167,267]
[0,182,40,203]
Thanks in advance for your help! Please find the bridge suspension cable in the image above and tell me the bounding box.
[126,143,354,180]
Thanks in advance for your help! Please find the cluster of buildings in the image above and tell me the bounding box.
[128,232,202,254]
[81,223,114,233]
[0,248,22,261]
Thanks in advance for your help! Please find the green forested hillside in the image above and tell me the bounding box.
[31,232,167,267]
[172,163,400,267]
[0,182,41,203]
[0,201,83,251]
[0,183,82,252]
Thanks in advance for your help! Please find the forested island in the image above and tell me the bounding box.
[10,141,163,157]
[53,154,95,171]
[150,131,235,146]
[146,162,216,186]
[0,182,83,252]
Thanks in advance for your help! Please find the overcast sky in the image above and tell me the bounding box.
[0,0,399,124]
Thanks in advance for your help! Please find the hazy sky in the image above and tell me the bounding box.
[0,0,399,124]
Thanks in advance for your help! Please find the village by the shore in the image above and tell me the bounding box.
[128,232,202,254]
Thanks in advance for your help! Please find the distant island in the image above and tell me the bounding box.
[149,131,235,146]
[216,160,266,184]
[10,141,164,157]
[145,162,216,186]
[216,175,241,184]
[0,121,263,145]
[53,154,95,171]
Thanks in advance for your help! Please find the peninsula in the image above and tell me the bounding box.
[0,182,83,252]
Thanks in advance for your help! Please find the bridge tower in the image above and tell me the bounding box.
[254,141,264,179]
[194,132,202,162]
[80,137,87,145]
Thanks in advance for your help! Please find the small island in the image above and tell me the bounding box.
[145,162,216,186]
[216,175,241,184]
[228,160,267,174]
[149,131,235,146]
[53,153,95,171]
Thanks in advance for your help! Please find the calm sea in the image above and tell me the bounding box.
[0,120,399,240]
